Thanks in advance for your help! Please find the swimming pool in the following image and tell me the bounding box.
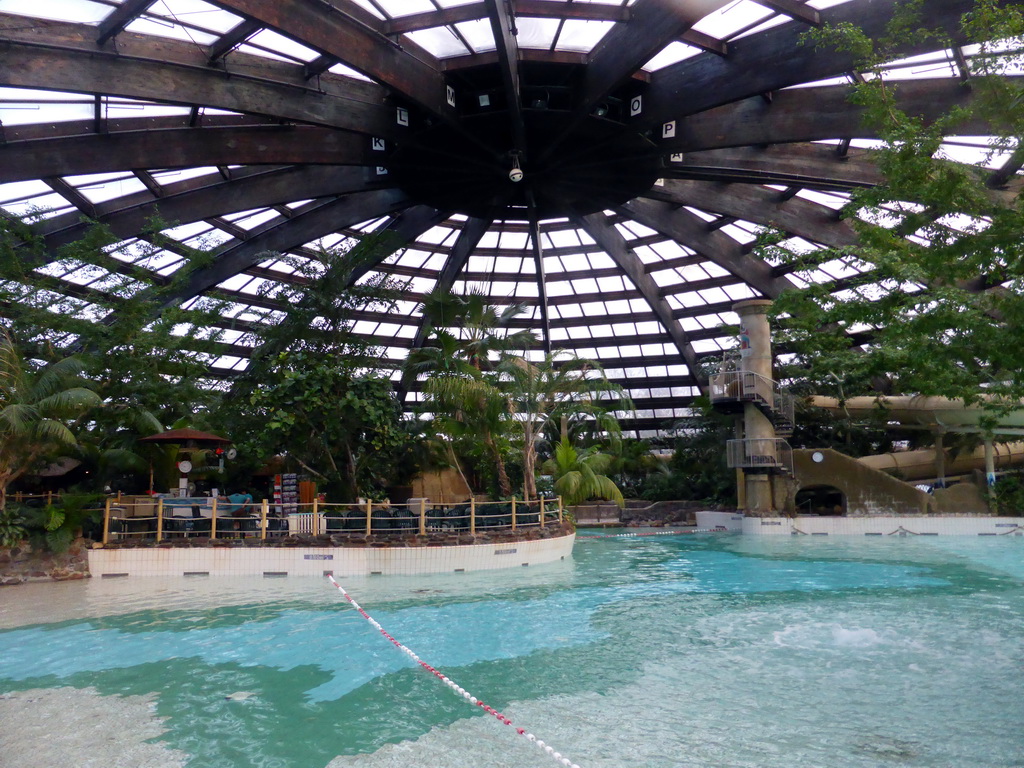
[1,531,1021,768]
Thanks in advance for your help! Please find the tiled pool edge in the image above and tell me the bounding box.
[740,515,1024,536]
[696,510,1024,535]
[88,532,576,578]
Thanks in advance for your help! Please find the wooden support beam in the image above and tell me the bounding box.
[575,211,702,381]
[680,29,728,56]
[660,78,1003,153]
[581,0,730,114]
[93,94,105,134]
[209,0,452,121]
[43,177,97,218]
[0,14,395,137]
[618,197,797,299]
[0,125,374,183]
[644,0,985,129]
[529,216,551,355]
[754,0,820,26]
[484,0,526,153]
[399,216,491,391]
[304,55,337,80]
[38,167,386,255]
[97,0,156,45]
[642,178,859,248]
[987,146,1024,189]
[133,169,164,198]
[208,19,263,63]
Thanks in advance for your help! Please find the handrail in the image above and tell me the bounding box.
[710,369,794,430]
[726,438,794,474]
[98,496,567,543]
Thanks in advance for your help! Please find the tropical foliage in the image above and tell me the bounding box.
[238,352,408,502]
[543,437,624,507]
[0,331,101,511]
[498,352,626,501]
[406,287,536,498]
[641,406,737,505]
[762,0,1024,409]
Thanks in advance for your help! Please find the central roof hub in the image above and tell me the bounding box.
[388,110,661,219]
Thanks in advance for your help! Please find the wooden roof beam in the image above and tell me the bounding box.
[97,0,157,46]
[153,190,414,311]
[645,0,985,128]
[0,17,396,136]
[208,18,263,63]
[575,211,702,382]
[0,125,373,184]
[680,29,728,56]
[382,1,630,34]
[618,197,796,299]
[484,0,526,153]
[987,145,1024,189]
[754,0,820,27]
[43,177,97,219]
[40,167,386,255]
[209,0,453,120]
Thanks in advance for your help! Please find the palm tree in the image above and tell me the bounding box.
[498,352,627,501]
[416,288,535,371]
[407,288,535,498]
[0,331,101,511]
[424,373,514,497]
[543,437,624,507]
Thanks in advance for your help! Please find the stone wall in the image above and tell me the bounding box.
[0,538,91,586]
[571,500,713,526]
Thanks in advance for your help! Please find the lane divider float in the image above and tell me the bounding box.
[327,575,583,768]
[577,526,726,539]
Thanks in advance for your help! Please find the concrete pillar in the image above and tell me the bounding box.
[734,300,776,515]
[984,437,996,490]
[934,429,946,489]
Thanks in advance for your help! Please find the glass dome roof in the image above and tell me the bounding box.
[0,0,1019,435]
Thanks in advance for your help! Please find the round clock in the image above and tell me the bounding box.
[177,459,193,474]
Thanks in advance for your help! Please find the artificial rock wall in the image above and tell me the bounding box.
[0,538,91,586]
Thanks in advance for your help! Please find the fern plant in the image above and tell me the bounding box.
[0,507,26,548]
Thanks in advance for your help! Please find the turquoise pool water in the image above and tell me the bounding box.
[0,531,1022,767]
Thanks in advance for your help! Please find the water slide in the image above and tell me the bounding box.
[809,396,1024,482]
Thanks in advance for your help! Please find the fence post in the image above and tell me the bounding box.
[102,497,112,545]
[365,498,373,535]
[312,496,320,536]
[511,496,517,531]
[540,497,546,528]
[470,497,476,534]
[419,498,426,536]
[156,498,164,542]
[260,499,268,540]
[558,496,563,524]
[210,498,218,539]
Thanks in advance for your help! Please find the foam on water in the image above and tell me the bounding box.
[0,532,1021,768]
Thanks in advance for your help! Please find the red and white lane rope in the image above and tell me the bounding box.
[578,526,726,539]
[327,575,583,768]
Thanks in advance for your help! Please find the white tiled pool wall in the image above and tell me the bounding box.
[741,516,1024,536]
[88,533,576,578]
